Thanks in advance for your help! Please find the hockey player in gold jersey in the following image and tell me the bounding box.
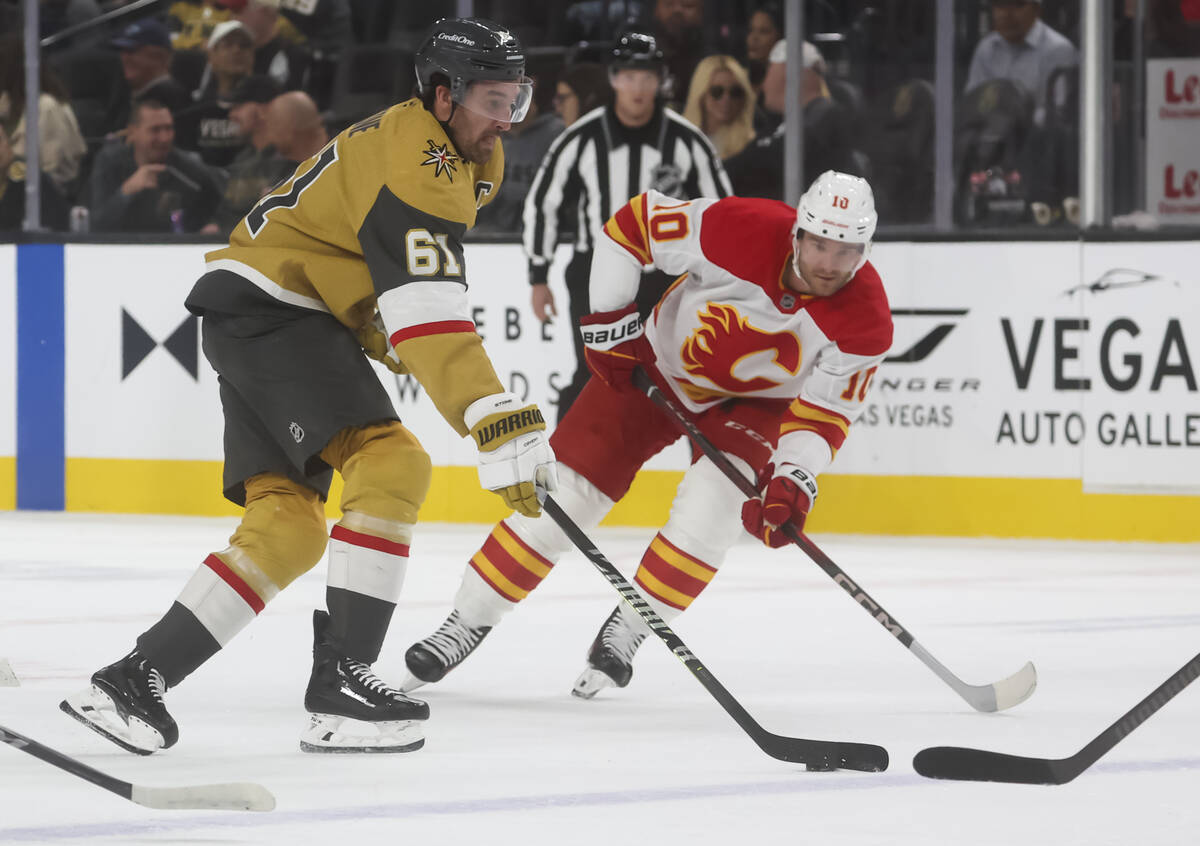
[60,18,557,755]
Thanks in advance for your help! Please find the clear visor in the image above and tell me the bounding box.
[456,78,534,124]
[795,232,866,275]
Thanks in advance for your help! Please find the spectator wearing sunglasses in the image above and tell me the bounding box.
[683,55,756,159]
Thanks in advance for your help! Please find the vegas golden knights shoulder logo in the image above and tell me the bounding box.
[421,140,458,181]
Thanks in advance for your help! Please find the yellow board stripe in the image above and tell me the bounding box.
[61,458,1200,542]
[0,457,14,510]
[493,525,552,578]
[635,569,694,609]
[470,550,528,602]
[649,536,715,583]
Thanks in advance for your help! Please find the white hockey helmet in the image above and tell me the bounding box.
[794,171,877,271]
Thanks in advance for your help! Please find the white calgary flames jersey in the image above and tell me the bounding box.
[596,189,893,464]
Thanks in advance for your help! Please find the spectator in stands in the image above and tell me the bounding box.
[89,98,223,233]
[202,75,290,236]
[724,41,860,200]
[265,90,328,163]
[233,0,311,90]
[105,18,192,136]
[744,1,783,96]
[175,19,255,167]
[0,36,87,195]
[683,55,756,159]
[651,0,708,106]
[761,39,830,118]
[553,63,610,128]
[475,74,564,235]
[965,0,1079,126]
[167,0,232,50]
[0,122,70,231]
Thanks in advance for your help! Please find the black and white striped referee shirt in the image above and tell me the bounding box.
[522,103,733,284]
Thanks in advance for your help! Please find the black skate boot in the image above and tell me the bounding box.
[572,605,648,699]
[60,651,179,754]
[301,610,429,753]
[401,610,493,691]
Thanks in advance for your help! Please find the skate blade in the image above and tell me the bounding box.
[571,667,618,700]
[398,673,427,694]
[300,713,425,754]
[59,686,165,755]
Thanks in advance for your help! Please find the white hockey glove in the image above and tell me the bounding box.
[465,392,558,517]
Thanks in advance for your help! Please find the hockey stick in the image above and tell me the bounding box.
[538,491,888,772]
[914,649,1200,784]
[0,723,276,811]
[632,367,1036,713]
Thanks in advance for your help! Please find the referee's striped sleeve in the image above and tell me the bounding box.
[522,122,587,277]
[690,129,733,198]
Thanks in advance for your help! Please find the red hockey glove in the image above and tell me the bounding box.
[741,463,818,548]
[579,303,653,392]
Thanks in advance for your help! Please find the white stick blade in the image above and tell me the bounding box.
[991,661,1038,711]
[131,782,276,812]
[0,659,19,687]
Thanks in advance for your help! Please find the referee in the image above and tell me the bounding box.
[523,30,733,421]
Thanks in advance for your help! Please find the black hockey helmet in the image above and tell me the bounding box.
[415,18,532,121]
[609,30,664,71]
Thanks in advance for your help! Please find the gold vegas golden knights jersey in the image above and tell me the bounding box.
[189,98,506,436]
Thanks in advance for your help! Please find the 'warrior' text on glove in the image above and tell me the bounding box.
[465,392,558,517]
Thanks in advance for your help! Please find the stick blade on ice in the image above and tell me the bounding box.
[131,782,277,811]
[990,661,1038,711]
[912,746,1070,785]
[960,660,1037,712]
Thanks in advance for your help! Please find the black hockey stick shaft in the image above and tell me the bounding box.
[0,723,134,801]
[633,368,1036,712]
[914,649,1200,784]
[540,494,888,772]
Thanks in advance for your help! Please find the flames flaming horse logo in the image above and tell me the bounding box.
[679,303,801,395]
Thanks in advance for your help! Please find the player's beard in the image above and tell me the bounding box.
[465,131,500,164]
[447,121,500,165]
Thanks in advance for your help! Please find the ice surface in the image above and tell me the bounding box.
[1,511,1198,845]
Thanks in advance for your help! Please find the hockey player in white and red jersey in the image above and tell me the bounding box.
[404,170,892,698]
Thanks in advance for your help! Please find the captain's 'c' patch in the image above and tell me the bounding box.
[421,140,459,181]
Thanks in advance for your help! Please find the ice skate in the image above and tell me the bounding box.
[302,610,428,753]
[401,610,493,691]
[572,605,648,700]
[60,651,178,755]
